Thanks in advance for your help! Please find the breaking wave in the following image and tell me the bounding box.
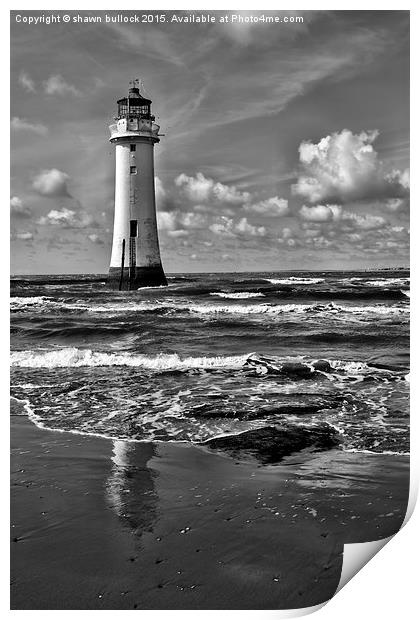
[10,348,251,370]
[10,296,409,318]
[10,348,404,380]
[365,278,410,287]
[209,292,265,299]
[265,277,325,285]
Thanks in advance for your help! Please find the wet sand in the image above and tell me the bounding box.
[11,415,409,610]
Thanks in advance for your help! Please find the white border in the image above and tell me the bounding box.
[4,2,417,619]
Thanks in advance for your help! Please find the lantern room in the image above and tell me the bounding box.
[116,80,154,120]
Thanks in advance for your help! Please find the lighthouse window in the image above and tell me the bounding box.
[130,144,136,152]
[130,220,138,237]
[130,166,137,174]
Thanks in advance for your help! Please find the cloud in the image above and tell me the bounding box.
[11,117,48,135]
[46,236,78,250]
[300,204,342,222]
[157,211,177,231]
[385,168,410,190]
[167,229,188,238]
[39,208,96,229]
[155,177,166,203]
[210,216,266,238]
[11,231,34,241]
[244,196,289,217]
[209,218,236,238]
[175,172,250,204]
[341,212,386,231]
[33,169,71,198]
[88,234,104,244]
[292,129,409,204]
[157,210,207,232]
[235,217,266,236]
[10,196,31,218]
[299,204,387,233]
[385,198,407,212]
[19,72,36,93]
[43,75,81,96]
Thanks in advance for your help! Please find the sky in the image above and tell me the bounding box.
[10,10,409,274]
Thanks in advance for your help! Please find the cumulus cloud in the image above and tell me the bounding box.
[88,234,104,244]
[341,212,386,231]
[157,211,177,231]
[180,212,207,229]
[244,196,289,217]
[11,231,34,241]
[299,203,387,233]
[10,196,31,218]
[11,117,48,135]
[43,75,81,97]
[155,177,166,203]
[235,217,266,236]
[175,172,250,204]
[385,198,407,212]
[33,169,71,198]
[19,72,35,93]
[292,129,409,204]
[210,216,266,238]
[385,169,410,190]
[157,210,206,232]
[299,204,342,222]
[168,229,189,238]
[39,208,96,229]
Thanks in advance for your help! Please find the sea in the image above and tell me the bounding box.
[10,270,410,459]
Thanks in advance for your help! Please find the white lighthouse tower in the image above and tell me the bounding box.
[108,80,167,290]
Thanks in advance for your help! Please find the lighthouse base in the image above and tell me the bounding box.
[108,265,168,290]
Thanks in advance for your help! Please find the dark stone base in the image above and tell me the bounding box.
[108,265,168,290]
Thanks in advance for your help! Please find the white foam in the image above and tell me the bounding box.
[210,292,265,299]
[11,295,408,317]
[11,348,402,380]
[189,303,313,315]
[10,348,251,370]
[329,360,370,373]
[10,296,53,307]
[265,277,325,285]
[365,278,410,287]
[189,302,408,317]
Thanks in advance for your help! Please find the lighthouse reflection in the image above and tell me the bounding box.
[105,439,158,538]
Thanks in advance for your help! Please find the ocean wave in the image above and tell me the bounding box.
[10,296,54,307]
[365,278,410,287]
[188,302,408,317]
[10,348,404,379]
[338,277,409,287]
[10,296,409,318]
[209,292,265,299]
[265,277,325,285]
[10,348,251,370]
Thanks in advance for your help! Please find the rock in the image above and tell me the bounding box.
[312,360,332,372]
[200,424,340,465]
[280,362,313,377]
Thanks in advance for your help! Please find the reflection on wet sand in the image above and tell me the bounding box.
[106,440,158,538]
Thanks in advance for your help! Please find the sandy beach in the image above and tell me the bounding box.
[11,414,409,610]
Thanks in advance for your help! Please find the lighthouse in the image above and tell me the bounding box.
[108,80,167,290]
